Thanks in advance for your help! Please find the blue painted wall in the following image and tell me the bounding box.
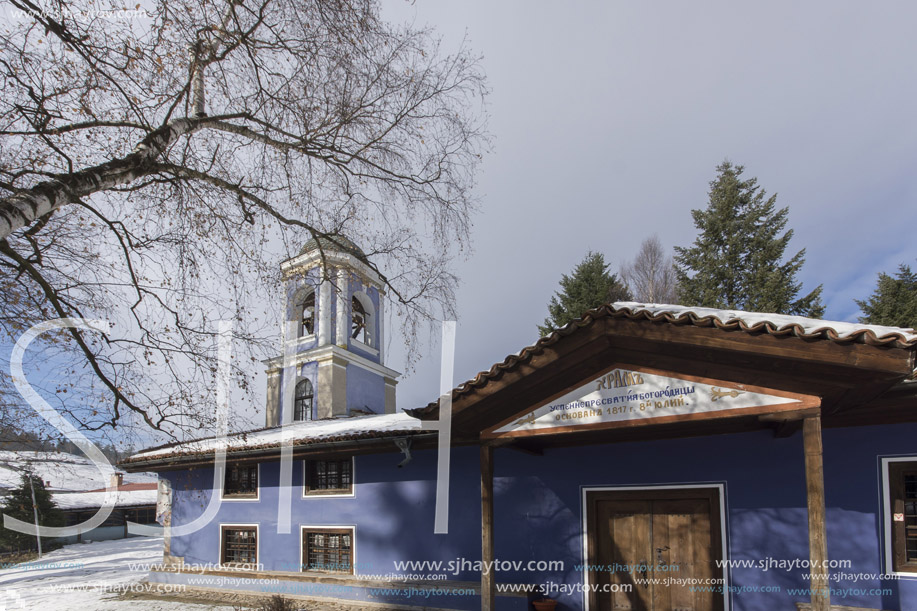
[162,423,917,611]
[822,424,917,611]
[163,446,491,610]
[346,364,384,414]
[491,429,808,611]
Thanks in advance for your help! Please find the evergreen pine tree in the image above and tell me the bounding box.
[0,471,64,550]
[855,264,917,329]
[674,160,824,317]
[538,251,631,336]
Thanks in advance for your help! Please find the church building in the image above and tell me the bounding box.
[123,237,917,611]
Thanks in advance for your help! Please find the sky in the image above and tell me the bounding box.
[378,0,917,412]
[3,1,916,444]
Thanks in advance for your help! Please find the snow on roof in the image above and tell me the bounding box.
[614,302,917,344]
[127,303,917,465]
[413,301,917,416]
[0,451,157,492]
[126,411,425,463]
[52,487,158,510]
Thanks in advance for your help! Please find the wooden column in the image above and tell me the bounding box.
[803,415,830,611]
[481,444,495,611]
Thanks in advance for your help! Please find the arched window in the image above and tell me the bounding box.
[294,379,314,421]
[300,291,315,337]
[351,296,370,345]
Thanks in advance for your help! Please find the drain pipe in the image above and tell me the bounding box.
[394,437,413,468]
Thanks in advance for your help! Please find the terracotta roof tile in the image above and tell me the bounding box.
[410,302,917,416]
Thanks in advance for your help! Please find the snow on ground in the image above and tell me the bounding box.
[0,537,232,610]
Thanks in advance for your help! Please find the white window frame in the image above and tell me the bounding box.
[880,455,917,578]
[218,523,260,570]
[220,462,261,502]
[293,378,315,422]
[299,524,356,575]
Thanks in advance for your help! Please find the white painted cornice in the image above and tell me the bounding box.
[280,250,384,289]
[264,344,400,382]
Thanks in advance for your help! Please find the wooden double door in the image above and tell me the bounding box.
[586,488,724,611]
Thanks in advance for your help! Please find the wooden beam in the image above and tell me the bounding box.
[603,336,887,392]
[772,419,804,438]
[825,381,911,415]
[803,415,830,611]
[481,444,495,611]
[604,317,914,375]
[759,407,821,422]
[444,323,644,426]
[759,406,820,438]
[424,314,914,433]
[450,336,898,436]
[482,414,774,451]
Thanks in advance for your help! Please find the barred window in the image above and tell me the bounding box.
[222,526,257,566]
[890,461,917,573]
[304,459,353,495]
[302,528,353,573]
[224,463,258,498]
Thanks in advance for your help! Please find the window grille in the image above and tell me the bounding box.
[224,463,258,497]
[304,459,352,495]
[303,529,352,573]
[222,527,257,565]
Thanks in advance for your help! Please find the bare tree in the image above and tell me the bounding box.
[0,0,488,439]
[620,235,677,304]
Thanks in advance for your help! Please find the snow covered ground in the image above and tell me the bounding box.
[0,537,233,610]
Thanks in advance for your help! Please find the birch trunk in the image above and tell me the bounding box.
[0,118,199,240]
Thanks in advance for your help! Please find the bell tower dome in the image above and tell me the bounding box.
[263,235,399,426]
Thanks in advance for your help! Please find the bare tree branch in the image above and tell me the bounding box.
[0,113,247,238]
[0,0,488,440]
[620,235,677,304]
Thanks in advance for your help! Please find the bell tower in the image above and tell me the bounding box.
[263,236,399,426]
